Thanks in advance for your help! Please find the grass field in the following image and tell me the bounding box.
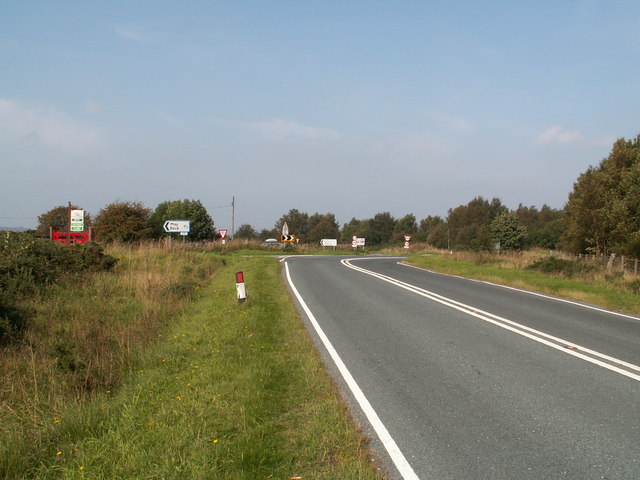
[1,246,384,479]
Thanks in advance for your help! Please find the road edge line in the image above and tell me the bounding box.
[284,261,421,480]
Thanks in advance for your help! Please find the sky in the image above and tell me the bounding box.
[2,0,639,232]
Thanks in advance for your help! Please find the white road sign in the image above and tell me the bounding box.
[163,220,190,233]
[320,239,337,247]
[70,209,84,232]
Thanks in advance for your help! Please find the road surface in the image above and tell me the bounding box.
[283,255,640,480]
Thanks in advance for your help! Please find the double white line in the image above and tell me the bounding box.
[342,258,640,382]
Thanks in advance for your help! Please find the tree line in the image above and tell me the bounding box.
[32,134,640,255]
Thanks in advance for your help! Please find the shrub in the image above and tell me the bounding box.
[0,232,117,342]
[526,256,594,278]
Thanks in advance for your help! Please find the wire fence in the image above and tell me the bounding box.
[557,252,640,277]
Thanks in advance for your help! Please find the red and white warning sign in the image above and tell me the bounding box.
[404,235,411,249]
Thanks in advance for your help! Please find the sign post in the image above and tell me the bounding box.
[219,229,228,245]
[236,271,247,303]
[352,236,365,250]
[320,239,338,250]
[163,220,190,234]
[70,210,84,232]
[163,220,190,247]
[404,235,411,249]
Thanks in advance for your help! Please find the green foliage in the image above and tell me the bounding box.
[341,217,366,243]
[563,134,640,255]
[234,223,258,239]
[395,213,418,235]
[36,204,92,237]
[515,204,564,249]
[274,208,309,237]
[149,199,215,241]
[491,212,527,251]
[526,256,594,278]
[94,201,153,243]
[364,212,396,246]
[306,212,340,243]
[418,215,444,243]
[448,197,507,250]
[0,232,117,342]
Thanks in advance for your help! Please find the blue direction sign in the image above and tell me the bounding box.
[163,220,190,233]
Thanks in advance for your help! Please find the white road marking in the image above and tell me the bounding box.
[284,261,421,480]
[399,260,640,322]
[342,258,640,382]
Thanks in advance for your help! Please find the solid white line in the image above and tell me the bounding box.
[399,261,640,322]
[284,261,421,480]
[342,259,640,382]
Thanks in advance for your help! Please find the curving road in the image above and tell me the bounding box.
[283,255,640,480]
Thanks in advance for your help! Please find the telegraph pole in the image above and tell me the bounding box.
[231,196,236,239]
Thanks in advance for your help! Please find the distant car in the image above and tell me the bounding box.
[260,238,282,247]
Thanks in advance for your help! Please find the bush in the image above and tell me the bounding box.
[526,256,594,278]
[0,232,117,342]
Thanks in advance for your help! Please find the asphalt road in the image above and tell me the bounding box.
[283,255,640,480]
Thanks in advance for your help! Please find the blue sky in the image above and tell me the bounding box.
[2,1,639,232]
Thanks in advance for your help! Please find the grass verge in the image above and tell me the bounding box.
[406,251,640,314]
[13,253,383,479]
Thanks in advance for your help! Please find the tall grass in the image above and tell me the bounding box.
[0,245,222,478]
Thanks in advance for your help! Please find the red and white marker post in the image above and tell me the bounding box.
[235,271,247,303]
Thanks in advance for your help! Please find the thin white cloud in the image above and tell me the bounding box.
[0,98,103,152]
[249,119,342,142]
[149,107,181,126]
[114,25,152,45]
[428,112,475,134]
[83,100,103,115]
[536,126,583,145]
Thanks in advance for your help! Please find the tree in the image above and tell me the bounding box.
[491,212,527,250]
[235,224,258,240]
[417,215,444,243]
[365,212,396,246]
[275,209,309,238]
[427,223,449,249]
[341,218,366,243]
[149,199,215,241]
[94,201,153,243]
[36,204,92,237]
[447,197,507,250]
[307,213,340,244]
[392,213,417,242]
[563,134,640,255]
[515,204,564,249]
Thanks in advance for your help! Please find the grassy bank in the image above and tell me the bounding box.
[1,246,383,479]
[405,250,640,314]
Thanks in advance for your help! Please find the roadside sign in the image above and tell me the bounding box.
[352,237,365,248]
[404,235,411,249]
[320,239,337,247]
[281,234,296,242]
[219,229,228,239]
[163,220,190,233]
[70,209,84,232]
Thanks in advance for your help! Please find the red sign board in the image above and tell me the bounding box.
[219,229,228,239]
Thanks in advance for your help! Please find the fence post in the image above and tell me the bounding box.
[635,258,638,276]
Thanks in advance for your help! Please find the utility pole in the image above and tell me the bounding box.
[231,196,235,239]
[67,201,72,246]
